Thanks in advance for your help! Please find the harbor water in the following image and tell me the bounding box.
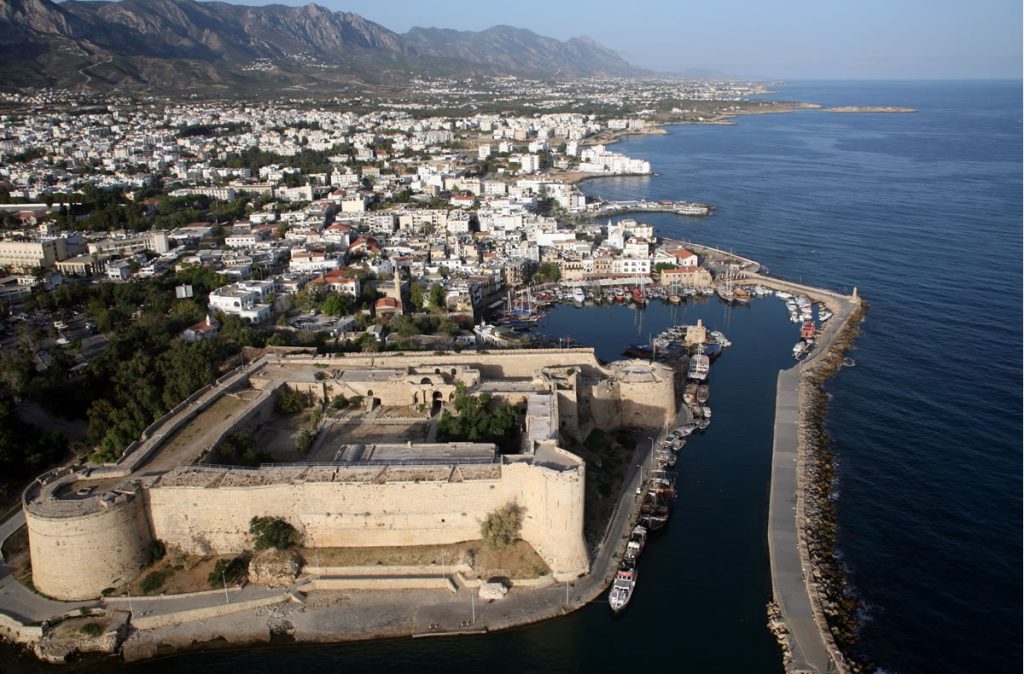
[5,81,1020,673]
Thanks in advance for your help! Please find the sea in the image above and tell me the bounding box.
[5,81,1020,673]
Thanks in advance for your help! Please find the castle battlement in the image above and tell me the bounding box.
[23,349,675,600]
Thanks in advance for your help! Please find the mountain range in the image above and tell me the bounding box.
[0,0,643,93]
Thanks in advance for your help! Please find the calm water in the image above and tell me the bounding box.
[5,81,1021,673]
[580,80,1023,673]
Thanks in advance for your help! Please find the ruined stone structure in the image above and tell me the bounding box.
[24,349,675,600]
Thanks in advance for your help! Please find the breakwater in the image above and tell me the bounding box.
[764,273,868,674]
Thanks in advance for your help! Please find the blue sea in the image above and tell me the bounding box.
[5,81,1019,674]
[576,80,1023,672]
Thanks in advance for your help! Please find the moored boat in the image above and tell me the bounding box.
[608,561,637,612]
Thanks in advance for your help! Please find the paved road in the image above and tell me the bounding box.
[0,510,96,623]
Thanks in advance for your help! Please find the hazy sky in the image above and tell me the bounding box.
[213,0,1022,79]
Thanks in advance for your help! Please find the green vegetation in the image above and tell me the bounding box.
[249,516,298,551]
[435,382,519,452]
[274,386,310,415]
[532,261,561,284]
[295,428,314,454]
[428,284,446,310]
[79,622,104,637]
[320,292,355,317]
[480,503,524,551]
[0,398,66,487]
[208,556,248,588]
[148,540,167,565]
[214,430,270,467]
[139,570,168,595]
[654,262,678,273]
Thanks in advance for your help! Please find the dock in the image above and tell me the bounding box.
[587,199,712,218]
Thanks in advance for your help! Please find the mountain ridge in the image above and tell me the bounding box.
[0,0,644,92]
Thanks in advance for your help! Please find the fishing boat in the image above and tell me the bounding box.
[703,342,724,359]
[687,345,710,381]
[630,286,645,305]
[654,449,677,467]
[571,287,586,304]
[608,560,637,612]
[639,490,672,530]
[624,525,648,561]
[696,385,710,403]
[623,343,654,359]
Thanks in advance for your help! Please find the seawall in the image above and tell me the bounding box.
[768,281,866,673]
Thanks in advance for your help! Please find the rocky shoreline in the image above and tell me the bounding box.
[797,298,871,672]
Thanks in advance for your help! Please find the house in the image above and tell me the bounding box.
[307,268,361,298]
[182,315,220,343]
[374,296,403,316]
[659,265,713,289]
[666,247,699,267]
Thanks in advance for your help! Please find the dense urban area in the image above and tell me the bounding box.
[0,77,777,483]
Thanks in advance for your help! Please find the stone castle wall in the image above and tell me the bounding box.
[26,492,152,601]
[146,460,588,580]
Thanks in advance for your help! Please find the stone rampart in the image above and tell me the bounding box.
[308,348,608,379]
[146,456,588,580]
[26,491,152,601]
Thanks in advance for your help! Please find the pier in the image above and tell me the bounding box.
[587,199,712,218]
[764,276,862,674]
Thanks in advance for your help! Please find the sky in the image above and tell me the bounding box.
[218,0,1023,79]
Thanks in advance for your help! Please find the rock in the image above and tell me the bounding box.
[34,610,130,664]
[478,582,508,601]
[248,549,303,587]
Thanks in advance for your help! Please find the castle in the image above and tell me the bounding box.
[23,349,676,601]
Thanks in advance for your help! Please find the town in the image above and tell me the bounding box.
[0,77,773,390]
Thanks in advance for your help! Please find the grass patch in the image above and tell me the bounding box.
[139,570,168,594]
[80,622,104,637]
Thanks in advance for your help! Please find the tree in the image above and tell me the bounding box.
[275,386,310,415]
[435,382,519,451]
[320,292,354,317]
[480,503,524,551]
[208,556,248,588]
[409,282,426,310]
[295,428,314,454]
[534,262,561,284]
[428,284,446,310]
[249,516,298,551]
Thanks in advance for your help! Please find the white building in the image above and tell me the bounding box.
[289,250,341,273]
[208,280,274,323]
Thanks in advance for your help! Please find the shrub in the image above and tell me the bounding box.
[214,430,270,467]
[80,622,103,637]
[139,570,167,594]
[208,556,248,588]
[480,503,524,551]
[274,386,310,415]
[249,516,298,551]
[295,428,314,454]
[148,539,166,564]
[331,395,348,409]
